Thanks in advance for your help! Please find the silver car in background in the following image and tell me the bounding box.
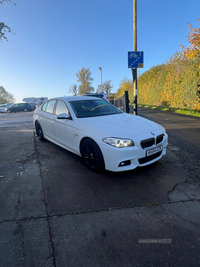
[0,103,14,113]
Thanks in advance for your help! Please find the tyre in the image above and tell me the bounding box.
[35,122,45,141]
[7,110,11,113]
[81,139,104,172]
[24,108,28,112]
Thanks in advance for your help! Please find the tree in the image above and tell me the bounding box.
[102,80,114,95]
[69,84,78,96]
[0,22,11,41]
[96,84,102,93]
[0,0,16,41]
[0,86,15,103]
[181,18,200,60]
[114,78,133,101]
[76,68,94,95]
[96,80,114,95]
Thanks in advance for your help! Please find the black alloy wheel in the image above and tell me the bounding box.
[35,122,45,141]
[81,139,104,172]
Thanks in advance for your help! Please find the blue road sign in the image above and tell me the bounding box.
[128,51,144,68]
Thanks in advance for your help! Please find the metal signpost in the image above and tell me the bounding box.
[128,0,144,115]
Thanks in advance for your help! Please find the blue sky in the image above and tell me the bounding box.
[0,0,200,103]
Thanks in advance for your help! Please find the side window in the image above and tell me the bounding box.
[55,100,70,116]
[42,102,48,111]
[46,100,57,113]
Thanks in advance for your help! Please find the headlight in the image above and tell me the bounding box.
[102,137,134,148]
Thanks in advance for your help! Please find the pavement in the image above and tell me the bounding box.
[0,110,200,267]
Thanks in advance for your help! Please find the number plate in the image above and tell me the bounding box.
[147,146,163,157]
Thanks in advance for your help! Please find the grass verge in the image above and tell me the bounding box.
[137,104,200,118]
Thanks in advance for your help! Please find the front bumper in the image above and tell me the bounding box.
[100,132,168,172]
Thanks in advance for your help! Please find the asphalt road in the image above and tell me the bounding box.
[138,107,200,160]
[0,109,200,267]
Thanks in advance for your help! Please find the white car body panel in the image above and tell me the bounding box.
[33,96,168,172]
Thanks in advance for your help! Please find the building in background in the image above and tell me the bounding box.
[23,97,48,107]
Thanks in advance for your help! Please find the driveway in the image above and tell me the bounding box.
[0,110,200,267]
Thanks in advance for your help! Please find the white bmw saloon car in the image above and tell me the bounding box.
[33,96,168,172]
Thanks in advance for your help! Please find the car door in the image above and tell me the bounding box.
[54,100,72,147]
[11,104,19,112]
[19,104,25,111]
[54,100,81,153]
[40,99,57,140]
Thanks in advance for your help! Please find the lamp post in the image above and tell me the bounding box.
[132,0,137,115]
[99,67,102,92]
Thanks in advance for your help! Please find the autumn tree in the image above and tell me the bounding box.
[0,86,15,103]
[0,22,11,41]
[96,85,102,93]
[96,80,113,95]
[181,18,200,59]
[114,78,133,102]
[69,84,78,96]
[103,80,114,95]
[76,68,94,95]
[0,0,15,41]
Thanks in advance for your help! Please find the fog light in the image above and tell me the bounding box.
[118,160,131,167]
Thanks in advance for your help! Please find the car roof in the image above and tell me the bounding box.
[50,96,107,102]
[83,93,106,95]
[12,103,30,105]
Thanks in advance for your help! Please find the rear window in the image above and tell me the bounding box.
[45,100,57,113]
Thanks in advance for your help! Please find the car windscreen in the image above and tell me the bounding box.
[69,99,121,118]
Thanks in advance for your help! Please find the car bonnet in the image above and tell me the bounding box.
[78,113,163,138]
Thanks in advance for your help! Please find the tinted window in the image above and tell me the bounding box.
[55,100,70,116]
[46,100,57,113]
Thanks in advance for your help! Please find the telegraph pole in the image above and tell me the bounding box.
[99,67,102,92]
[132,0,137,115]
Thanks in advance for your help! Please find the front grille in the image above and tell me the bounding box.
[140,138,155,149]
[156,134,164,145]
[138,151,162,164]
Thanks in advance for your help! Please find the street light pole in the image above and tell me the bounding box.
[99,67,102,92]
[132,0,137,115]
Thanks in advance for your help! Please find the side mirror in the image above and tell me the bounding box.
[57,113,71,119]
